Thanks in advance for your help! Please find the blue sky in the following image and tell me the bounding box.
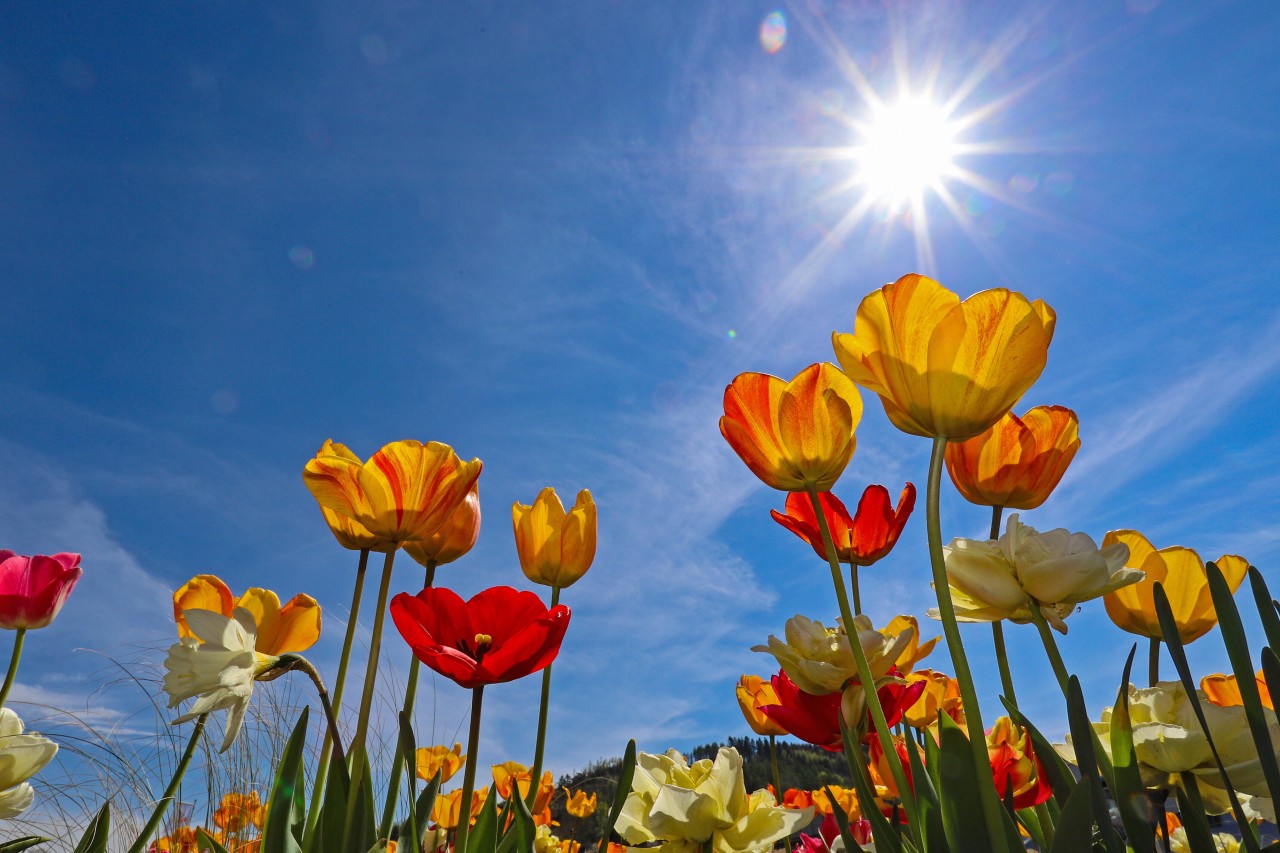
[2,0,1279,837]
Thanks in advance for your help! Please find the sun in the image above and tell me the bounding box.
[852,96,960,210]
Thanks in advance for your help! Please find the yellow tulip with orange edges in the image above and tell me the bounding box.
[173,575,320,656]
[1101,530,1249,643]
[944,405,1080,509]
[719,363,862,492]
[832,274,1055,440]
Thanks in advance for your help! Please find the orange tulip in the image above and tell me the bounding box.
[781,789,813,810]
[720,363,862,492]
[405,482,482,567]
[492,761,531,799]
[152,827,199,853]
[512,487,597,588]
[1202,672,1272,710]
[944,405,1080,510]
[736,674,789,737]
[809,784,861,820]
[868,735,913,800]
[770,484,915,566]
[212,791,265,833]
[833,273,1056,440]
[303,439,482,545]
[416,743,465,783]
[1102,530,1249,643]
[433,786,489,829]
[173,575,320,656]
[904,670,965,730]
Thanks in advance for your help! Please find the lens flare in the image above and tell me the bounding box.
[760,12,787,54]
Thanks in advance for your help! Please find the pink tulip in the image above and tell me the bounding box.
[0,551,83,630]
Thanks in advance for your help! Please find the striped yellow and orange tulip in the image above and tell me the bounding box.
[302,441,395,552]
[944,405,1080,510]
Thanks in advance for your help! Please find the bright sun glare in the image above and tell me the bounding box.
[854,97,959,208]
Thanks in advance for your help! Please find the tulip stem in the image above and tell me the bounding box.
[1148,637,1160,687]
[455,685,486,853]
[304,547,369,847]
[126,713,207,853]
[1027,603,1072,694]
[804,485,920,835]
[847,563,862,615]
[381,560,438,836]
[988,505,1019,708]
[526,585,561,812]
[768,733,782,802]
[923,436,1005,845]
[343,547,398,850]
[0,628,26,714]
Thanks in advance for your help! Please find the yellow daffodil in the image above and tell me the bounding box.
[753,614,914,694]
[1101,530,1249,643]
[719,363,862,492]
[405,482,481,567]
[174,575,321,656]
[416,742,465,783]
[735,674,788,737]
[0,709,58,819]
[303,439,482,545]
[564,787,598,818]
[512,487,597,589]
[833,273,1056,440]
[944,405,1080,509]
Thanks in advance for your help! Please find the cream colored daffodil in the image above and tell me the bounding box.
[752,614,913,694]
[934,514,1139,633]
[163,606,281,752]
[0,708,58,819]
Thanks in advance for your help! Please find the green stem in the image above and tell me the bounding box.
[304,548,369,846]
[526,585,561,811]
[454,685,486,853]
[847,562,862,615]
[381,561,437,836]
[343,547,398,849]
[923,436,1006,845]
[0,628,26,713]
[769,734,781,800]
[1149,637,1161,688]
[286,654,346,766]
[804,485,920,834]
[988,507,1018,707]
[1027,604,1072,693]
[126,714,207,853]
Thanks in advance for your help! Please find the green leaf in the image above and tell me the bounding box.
[70,803,111,853]
[1062,677,1125,853]
[466,784,501,853]
[1047,782,1094,853]
[1108,646,1154,853]
[0,838,50,853]
[403,770,442,851]
[196,828,232,853]
[838,718,900,853]
[1248,567,1280,653]
[902,733,944,852]
[823,785,868,853]
[937,713,1009,853]
[509,784,537,853]
[1174,772,1218,853]
[398,712,421,853]
[596,739,637,853]
[263,706,309,853]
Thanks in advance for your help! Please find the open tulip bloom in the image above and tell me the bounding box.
[770,484,915,567]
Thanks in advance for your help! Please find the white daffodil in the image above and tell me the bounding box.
[163,606,281,752]
[0,708,58,819]
[932,513,1138,633]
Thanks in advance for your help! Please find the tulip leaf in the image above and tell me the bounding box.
[596,739,636,853]
[0,839,51,853]
[1153,582,1262,853]
[403,770,442,853]
[1015,807,1047,852]
[1248,567,1280,653]
[838,717,900,853]
[1207,561,1280,803]
[1046,781,1095,853]
[902,733,944,852]
[1174,772,1218,853]
[195,828,231,853]
[936,713,1011,853]
[1001,697,1074,807]
[466,784,501,853]
[822,785,868,853]
[70,803,111,853]
[1108,646,1154,853]
[1063,675,1124,853]
[508,785,536,853]
[397,712,421,853]
[263,706,308,853]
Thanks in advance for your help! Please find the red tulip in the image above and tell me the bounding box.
[390,586,570,689]
[771,485,915,566]
[758,670,842,752]
[0,552,82,630]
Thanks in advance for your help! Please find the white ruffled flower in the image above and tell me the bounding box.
[931,514,1138,632]
[0,707,58,819]
[163,606,280,752]
[752,614,913,695]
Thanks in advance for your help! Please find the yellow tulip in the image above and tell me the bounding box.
[1101,530,1249,643]
[832,273,1056,440]
[405,482,481,567]
[563,787,598,818]
[303,439,482,545]
[719,363,862,492]
[944,405,1080,509]
[173,575,320,656]
[735,675,788,737]
[491,761,531,800]
[753,614,914,695]
[512,488,597,589]
[904,670,964,730]
[302,441,395,552]
[416,743,465,784]
[809,784,861,821]
[212,791,265,833]
[433,786,488,829]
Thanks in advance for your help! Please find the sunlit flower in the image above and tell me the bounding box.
[0,551,82,631]
[0,709,58,820]
[753,614,914,695]
[719,364,863,492]
[433,786,489,829]
[944,405,1080,509]
[615,747,812,853]
[759,671,842,752]
[416,742,465,783]
[174,575,321,656]
[841,667,925,735]
[736,674,788,737]
[390,586,571,688]
[936,514,1138,633]
[1101,530,1249,643]
[163,607,281,752]
[534,825,564,853]
[513,487,597,589]
[885,615,938,672]
[833,273,1056,440]
[212,791,265,833]
[770,484,915,566]
[781,789,813,810]
[986,717,1053,810]
[1168,827,1240,853]
[405,481,482,567]
[492,761,551,802]
[564,787,598,818]
[903,670,965,730]
[808,785,861,821]
[301,441,395,552]
[1202,672,1272,710]
[868,735,913,800]
[151,827,199,853]
[303,439,483,544]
